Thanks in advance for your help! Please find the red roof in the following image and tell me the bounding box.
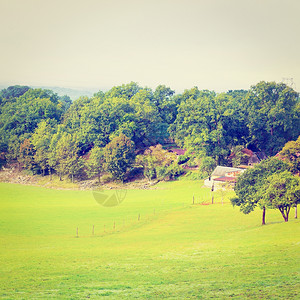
[170,148,187,155]
[242,148,254,156]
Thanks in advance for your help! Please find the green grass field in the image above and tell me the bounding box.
[0,181,299,299]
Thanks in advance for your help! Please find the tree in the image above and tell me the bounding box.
[198,156,216,177]
[31,120,57,176]
[153,85,177,126]
[0,85,30,101]
[86,146,105,183]
[229,145,249,167]
[231,158,289,225]
[278,135,300,218]
[0,88,63,166]
[260,171,300,222]
[18,139,35,171]
[103,134,135,182]
[105,82,141,100]
[169,91,235,164]
[55,132,81,182]
[244,81,299,155]
[137,144,179,181]
[278,135,300,175]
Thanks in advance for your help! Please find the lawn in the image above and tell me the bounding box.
[0,181,299,299]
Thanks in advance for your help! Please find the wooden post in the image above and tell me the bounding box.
[138,214,140,221]
[113,221,115,230]
[92,225,94,235]
[262,207,266,225]
[76,227,78,238]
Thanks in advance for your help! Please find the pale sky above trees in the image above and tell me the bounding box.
[0,0,299,92]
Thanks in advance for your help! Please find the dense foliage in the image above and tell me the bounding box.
[0,81,299,182]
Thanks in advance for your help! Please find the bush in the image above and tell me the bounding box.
[157,163,184,180]
[101,174,113,183]
[178,154,190,165]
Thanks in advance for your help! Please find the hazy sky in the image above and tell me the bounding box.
[0,0,299,93]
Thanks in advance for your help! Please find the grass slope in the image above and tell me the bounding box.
[0,181,299,299]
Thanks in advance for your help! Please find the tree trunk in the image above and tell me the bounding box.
[295,205,298,219]
[98,173,101,184]
[49,168,52,181]
[71,174,74,183]
[279,207,289,222]
[262,207,266,225]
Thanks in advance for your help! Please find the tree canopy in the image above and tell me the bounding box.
[0,81,299,183]
[231,158,289,225]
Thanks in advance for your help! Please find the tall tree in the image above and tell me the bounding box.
[278,135,300,218]
[278,135,300,175]
[244,81,299,155]
[31,120,57,175]
[104,134,135,182]
[231,158,289,225]
[0,85,30,101]
[86,146,105,183]
[260,171,300,222]
[55,132,81,182]
[169,91,236,164]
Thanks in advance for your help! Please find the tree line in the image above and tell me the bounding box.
[0,81,299,182]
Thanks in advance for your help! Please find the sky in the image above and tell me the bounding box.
[0,0,299,93]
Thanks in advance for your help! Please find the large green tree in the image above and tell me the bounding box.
[231,158,289,225]
[244,81,299,155]
[86,146,105,183]
[31,119,57,176]
[55,132,82,182]
[0,88,64,164]
[103,134,135,182]
[278,135,300,174]
[169,91,245,164]
[63,90,165,152]
[260,171,300,222]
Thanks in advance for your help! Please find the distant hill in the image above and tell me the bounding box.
[0,84,99,101]
[32,86,99,100]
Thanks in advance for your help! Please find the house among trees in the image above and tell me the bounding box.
[228,148,267,166]
[169,148,187,156]
[204,166,245,189]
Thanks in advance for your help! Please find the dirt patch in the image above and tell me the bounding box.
[0,166,38,185]
[0,167,161,191]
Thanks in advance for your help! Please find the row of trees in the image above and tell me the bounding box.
[170,82,299,165]
[0,81,299,182]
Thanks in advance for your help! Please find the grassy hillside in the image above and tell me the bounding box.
[0,181,299,299]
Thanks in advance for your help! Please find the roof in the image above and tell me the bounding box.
[242,148,254,156]
[254,152,267,161]
[211,166,243,177]
[169,148,187,156]
[214,176,237,182]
